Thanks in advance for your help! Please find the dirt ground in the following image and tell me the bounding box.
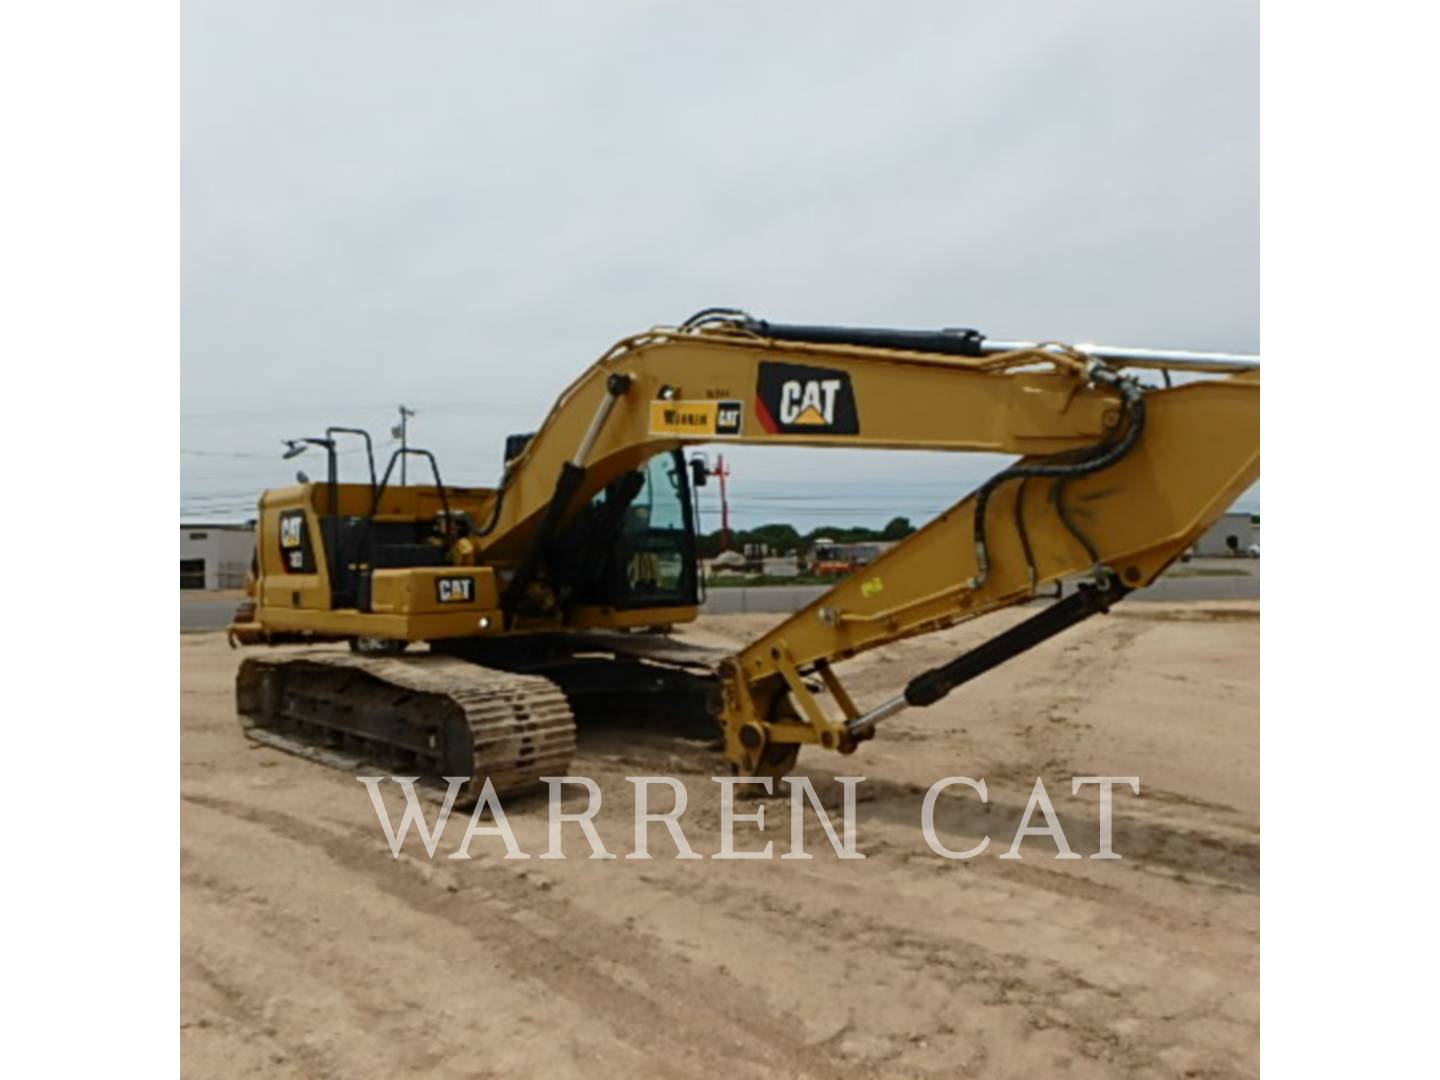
[181,602,1259,1078]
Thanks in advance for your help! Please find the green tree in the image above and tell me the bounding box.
[881,516,915,540]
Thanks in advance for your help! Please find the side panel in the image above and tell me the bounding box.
[257,487,331,611]
[368,567,501,616]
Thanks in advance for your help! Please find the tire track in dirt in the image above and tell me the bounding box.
[182,858,589,1078]
[605,848,1255,1077]
[563,736,1260,896]
[856,777,1258,892]
[183,951,341,1079]
[183,791,856,1080]
[183,608,1258,1077]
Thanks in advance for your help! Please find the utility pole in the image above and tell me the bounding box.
[689,453,733,551]
[715,454,731,551]
[393,405,416,484]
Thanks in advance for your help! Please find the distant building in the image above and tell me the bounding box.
[1192,511,1258,557]
[761,556,801,578]
[181,523,255,590]
[706,550,749,576]
[808,539,897,574]
[843,541,896,564]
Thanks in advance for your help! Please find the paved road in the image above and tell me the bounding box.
[181,562,1257,630]
[181,598,241,632]
[703,564,1257,615]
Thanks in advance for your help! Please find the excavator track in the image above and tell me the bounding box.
[236,653,576,802]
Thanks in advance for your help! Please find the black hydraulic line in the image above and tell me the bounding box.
[501,372,633,627]
[743,318,987,358]
[969,368,1146,588]
[1012,438,1121,593]
[1051,475,1101,566]
[681,306,753,331]
[1013,477,1037,589]
[501,463,587,626]
[470,473,509,538]
[904,579,1127,709]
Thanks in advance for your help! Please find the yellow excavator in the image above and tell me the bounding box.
[228,309,1259,796]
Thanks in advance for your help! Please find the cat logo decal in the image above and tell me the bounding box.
[755,362,859,435]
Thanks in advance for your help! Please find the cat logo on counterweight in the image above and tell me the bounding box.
[435,576,475,604]
[277,509,315,573]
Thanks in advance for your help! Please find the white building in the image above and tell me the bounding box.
[761,556,801,578]
[1192,511,1258,557]
[180,523,256,590]
[704,550,749,576]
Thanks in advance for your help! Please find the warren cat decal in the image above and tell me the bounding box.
[755,361,860,435]
[649,399,743,437]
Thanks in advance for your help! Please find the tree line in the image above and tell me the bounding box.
[695,517,916,559]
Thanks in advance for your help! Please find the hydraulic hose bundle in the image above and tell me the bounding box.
[969,363,1147,591]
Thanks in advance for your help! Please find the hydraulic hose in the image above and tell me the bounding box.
[969,366,1147,589]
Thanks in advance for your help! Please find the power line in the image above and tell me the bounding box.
[179,488,266,500]
[180,400,535,421]
[180,402,399,420]
[181,446,370,460]
[180,448,276,460]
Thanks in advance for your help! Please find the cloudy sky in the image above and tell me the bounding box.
[182,0,1257,527]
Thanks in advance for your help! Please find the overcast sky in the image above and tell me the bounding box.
[182,0,1258,527]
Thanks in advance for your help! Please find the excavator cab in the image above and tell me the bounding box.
[613,451,700,608]
[549,449,700,612]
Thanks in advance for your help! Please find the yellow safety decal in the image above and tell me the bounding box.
[860,576,884,598]
[649,399,743,438]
